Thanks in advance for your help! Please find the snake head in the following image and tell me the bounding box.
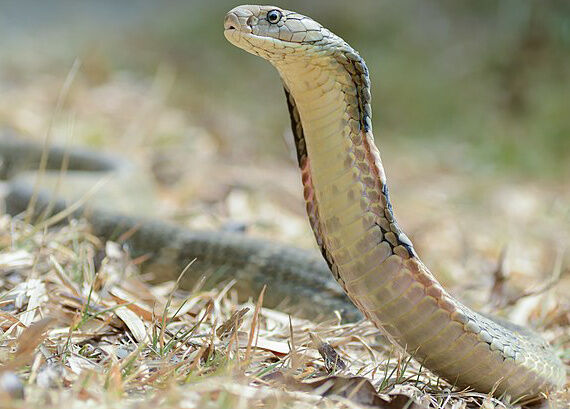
[224,5,335,61]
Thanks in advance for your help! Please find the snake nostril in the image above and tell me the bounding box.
[224,14,239,31]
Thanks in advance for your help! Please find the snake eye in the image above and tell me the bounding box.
[267,9,282,24]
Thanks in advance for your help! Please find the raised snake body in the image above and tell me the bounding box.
[0,6,564,402]
[224,5,565,399]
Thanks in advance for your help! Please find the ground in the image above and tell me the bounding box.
[0,1,568,408]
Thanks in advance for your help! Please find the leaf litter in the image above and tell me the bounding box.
[0,213,568,409]
[0,51,568,409]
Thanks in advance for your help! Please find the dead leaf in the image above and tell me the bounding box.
[114,306,147,343]
[303,376,381,406]
[310,332,346,373]
[216,307,249,338]
[261,373,428,409]
[235,331,291,355]
[15,317,56,358]
[0,312,25,330]
[382,394,429,409]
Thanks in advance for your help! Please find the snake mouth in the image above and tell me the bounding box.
[224,27,275,57]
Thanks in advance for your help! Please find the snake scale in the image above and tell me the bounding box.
[224,5,564,399]
[0,4,564,401]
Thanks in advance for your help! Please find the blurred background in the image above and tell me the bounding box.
[1,1,569,314]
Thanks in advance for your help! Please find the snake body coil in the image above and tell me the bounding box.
[0,133,360,321]
[224,5,565,399]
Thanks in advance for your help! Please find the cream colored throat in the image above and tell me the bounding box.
[274,58,401,283]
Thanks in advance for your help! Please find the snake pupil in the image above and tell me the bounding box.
[267,10,281,24]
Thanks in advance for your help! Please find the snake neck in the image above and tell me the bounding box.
[225,5,566,394]
[273,52,420,287]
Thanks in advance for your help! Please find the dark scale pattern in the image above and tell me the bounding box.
[330,45,415,259]
[283,86,307,166]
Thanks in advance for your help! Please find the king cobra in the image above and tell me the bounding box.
[224,5,565,399]
[0,6,564,402]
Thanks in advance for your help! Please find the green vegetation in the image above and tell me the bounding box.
[2,0,568,176]
[134,0,570,177]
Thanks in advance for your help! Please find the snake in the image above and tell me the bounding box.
[0,131,361,321]
[0,5,564,401]
[223,5,565,399]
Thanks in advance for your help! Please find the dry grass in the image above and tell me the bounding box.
[0,204,568,408]
[0,14,569,406]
